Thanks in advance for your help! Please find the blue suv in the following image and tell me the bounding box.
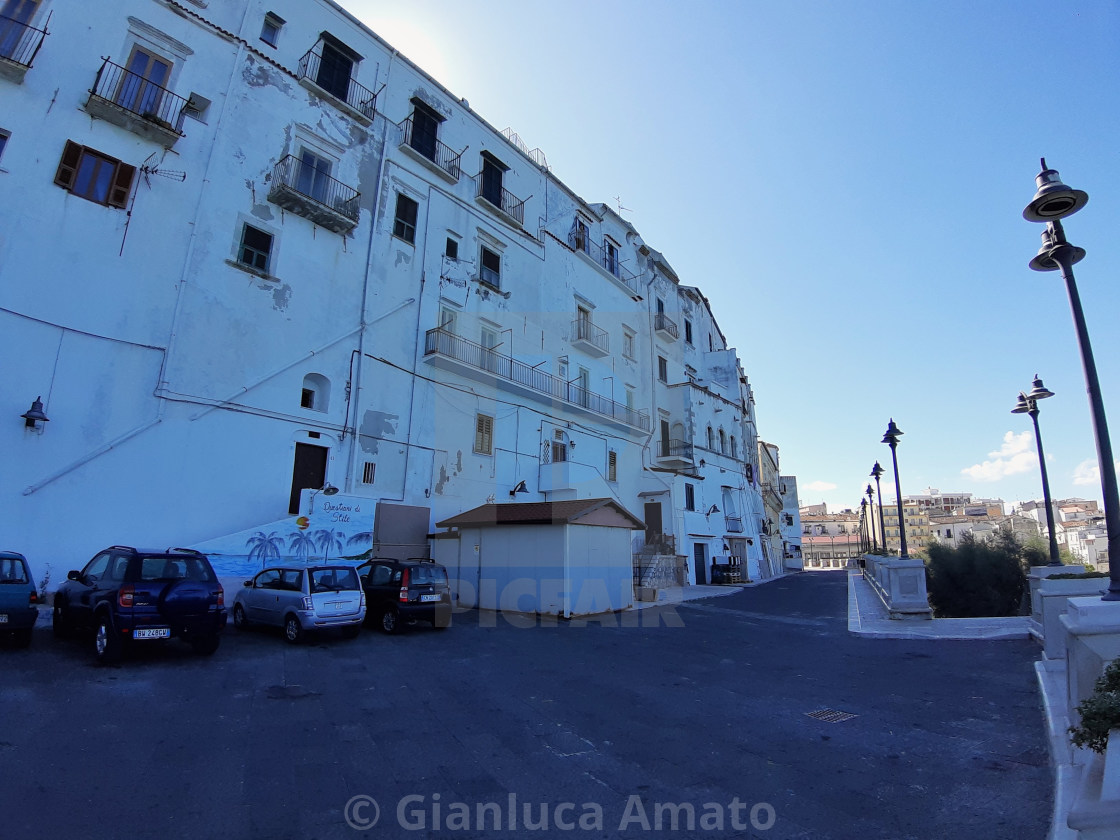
[0,551,40,648]
[53,546,227,664]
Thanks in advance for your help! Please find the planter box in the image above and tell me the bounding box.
[1039,577,1108,660]
[1068,729,1120,839]
[1030,565,1086,627]
[635,587,659,602]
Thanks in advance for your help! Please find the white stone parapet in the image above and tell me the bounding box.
[862,555,932,620]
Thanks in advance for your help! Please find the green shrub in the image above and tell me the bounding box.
[925,532,1025,617]
[1070,660,1120,753]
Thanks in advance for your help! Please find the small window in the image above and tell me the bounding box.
[474,413,494,455]
[707,426,715,450]
[604,239,619,275]
[573,217,589,253]
[54,141,135,209]
[445,237,458,260]
[719,429,727,454]
[684,319,693,345]
[657,356,668,383]
[362,462,376,484]
[239,224,273,273]
[685,484,695,511]
[393,194,419,243]
[300,373,329,411]
[622,328,635,360]
[730,436,737,458]
[0,129,8,163]
[439,306,458,334]
[480,246,501,288]
[301,389,315,408]
[607,450,617,482]
[261,12,284,47]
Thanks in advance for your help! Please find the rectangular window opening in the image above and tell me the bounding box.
[362,462,376,484]
[474,413,494,455]
[261,12,285,47]
[480,246,501,288]
[445,237,458,260]
[54,140,135,208]
[393,193,419,243]
[239,224,273,273]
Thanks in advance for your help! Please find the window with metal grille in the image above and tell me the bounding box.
[551,429,567,463]
[393,194,418,243]
[474,413,494,455]
[362,462,376,484]
[607,450,617,482]
[238,224,273,273]
[685,484,695,511]
[54,140,135,208]
[480,246,501,288]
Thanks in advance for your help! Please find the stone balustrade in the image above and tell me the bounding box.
[862,554,932,620]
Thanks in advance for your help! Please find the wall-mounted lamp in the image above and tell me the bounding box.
[309,482,339,513]
[706,504,720,516]
[699,459,706,467]
[509,480,528,498]
[22,397,49,430]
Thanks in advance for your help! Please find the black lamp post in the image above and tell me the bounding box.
[1024,160,1120,599]
[881,420,907,557]
[1012,376,1061,567]
[860,498,869,554]
[870,462,887,554]
[865,484,878,551]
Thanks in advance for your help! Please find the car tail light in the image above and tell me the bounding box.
[214,587,224,607]
[301,596,313,610]
[29,591,38,605]
[360,591,366,609]
[399,568,410,603]
[118,585,134,608]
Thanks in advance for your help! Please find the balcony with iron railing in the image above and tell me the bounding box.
[724,515,744,533]
[424,328,650,432]
[656,438,695,469]
[0,13,48,82]
[567,230,642,298]
[654,312,679,341]
[475,177,526,226]
[268,155,360,234]
[297,47,377,124]
[570,318,609,358]
[85,58,188,148]
[398,116,461,182]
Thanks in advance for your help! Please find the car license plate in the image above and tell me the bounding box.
[420,594,440,603]
[0,614,7,623]
[133,627,170,640]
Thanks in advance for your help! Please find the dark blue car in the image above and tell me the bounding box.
[0,551,39,648]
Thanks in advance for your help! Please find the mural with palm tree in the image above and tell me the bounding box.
[245,531,284,569]
[313,529,346,561]
[288,530,317,563]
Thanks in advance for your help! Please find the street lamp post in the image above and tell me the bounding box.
[860,498,869,554]
[1024,160,1120,599]
[881,420,908,558]
[870,462,887,554]
[1012,376,1062,567]
[865,484,878,551]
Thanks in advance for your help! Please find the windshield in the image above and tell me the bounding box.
[409,564,448,586]
[138,556,216,583]
[0,557,29,584]
[310,567,360,592]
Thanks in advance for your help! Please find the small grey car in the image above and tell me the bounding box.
[232,564,365,643]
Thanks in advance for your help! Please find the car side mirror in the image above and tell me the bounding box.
[243,580,253,588]
[67,570,82,581]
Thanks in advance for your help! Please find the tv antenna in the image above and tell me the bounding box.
[138,152,186,188]
[613,194,632,217]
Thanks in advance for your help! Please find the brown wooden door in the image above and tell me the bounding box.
[644,502,662,546]
[289,443,328,514]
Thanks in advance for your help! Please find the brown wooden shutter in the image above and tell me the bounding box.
[54,141,83,190]
[475,414,493,454]
[108,162,136,209]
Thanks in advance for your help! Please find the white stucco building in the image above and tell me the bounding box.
[2,0,796,600]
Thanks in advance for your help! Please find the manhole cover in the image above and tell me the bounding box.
[805,708,857,723]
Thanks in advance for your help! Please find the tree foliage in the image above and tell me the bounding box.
[925,531,1026,618]
[1070,659,1120,754]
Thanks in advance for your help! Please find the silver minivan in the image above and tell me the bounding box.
[232,564,365,643]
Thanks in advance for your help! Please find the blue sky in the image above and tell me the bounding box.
[348,0,1120,513]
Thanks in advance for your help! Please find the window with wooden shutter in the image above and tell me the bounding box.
[53,140,135,209]
[108,162,136,208]
[608,450,617,482]
[54,140,83,190]
[474,413,493,455]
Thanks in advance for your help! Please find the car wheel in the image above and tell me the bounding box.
[191,634,221,655]
[379,608,400,635]
[283,614,304,644]
[94,614,121,665]
[232,604,249,630]
[14,628,33,648]
[52,604,73,639]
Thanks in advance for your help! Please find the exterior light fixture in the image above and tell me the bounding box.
[22,396,49,429]
[1011,375,1060,566]
[880,419,908,558]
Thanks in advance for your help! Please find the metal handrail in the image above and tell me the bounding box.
[297,47,377,119]
[475,177,526,225]
[654,312,679,339]
[424,328,649,431]
[658,438,694,460]
[270,155,360,222]
[0,13,48,68]
[571,318,609,353]
[88,57,188,135]
[567,229,640,294]
[398,116,461,181]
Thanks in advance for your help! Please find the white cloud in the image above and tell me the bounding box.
[961,431,1035,482]
[1073,459,1120,486]
[804,480,837,492]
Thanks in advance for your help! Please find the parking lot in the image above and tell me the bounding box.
[0,573,1050,839]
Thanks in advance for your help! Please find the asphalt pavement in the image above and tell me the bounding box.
[0,571,1049,839]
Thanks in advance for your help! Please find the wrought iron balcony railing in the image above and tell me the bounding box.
[654,312,679,340]
[297,47,377,119]
[658,438,694,460]
[88,57,188,136]
[398,116,461,181]
[0,13,48,69]
[567,229,641,295]
[571,319,609,354]
[269,155,360,230]
[475,177,526,225]
[425,328,650,431]
[724,516,744,533]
